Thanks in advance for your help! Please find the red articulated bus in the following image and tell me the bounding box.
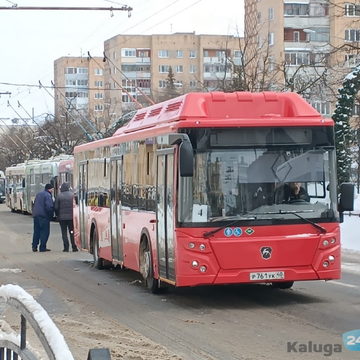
[73,92,353,292]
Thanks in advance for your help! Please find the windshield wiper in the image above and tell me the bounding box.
[251,210,327,234]
[204,216,256,238]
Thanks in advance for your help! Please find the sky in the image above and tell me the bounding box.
[0,0,244,119]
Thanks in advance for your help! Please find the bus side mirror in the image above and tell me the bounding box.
[339,182,354,212]
[179,139,193,177]
[74,193,79,205]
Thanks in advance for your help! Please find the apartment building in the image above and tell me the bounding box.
[54,57,105,129]
[244,0,360,118]
[103,32,242,119]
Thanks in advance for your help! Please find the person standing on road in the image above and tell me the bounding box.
[54,182,77,252]
[32,183,54,252]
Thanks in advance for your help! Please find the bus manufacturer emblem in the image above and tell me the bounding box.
[260,246,272,260]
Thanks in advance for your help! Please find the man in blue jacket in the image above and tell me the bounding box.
[32,183,54,252]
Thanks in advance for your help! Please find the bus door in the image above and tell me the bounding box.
[78,161,88,249]
[156,149,175,282]
[110,157,123,262]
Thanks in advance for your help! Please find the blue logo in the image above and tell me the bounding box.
[233,227,242,237]
[343,330,360,351]
[224,228,233,237]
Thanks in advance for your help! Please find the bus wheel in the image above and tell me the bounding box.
[139,239,159,293]
[92,229,104,270]
[272,281,294,289]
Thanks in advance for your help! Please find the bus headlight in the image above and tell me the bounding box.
[199,265,207,273]
[328,255,335,262]
[199,244,206,251]
[192,260,199,268]
[322,240,329,247]
[322,261,329,268]
[188,242,195,249]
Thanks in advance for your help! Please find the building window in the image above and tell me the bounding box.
[95,80,103,87]
[345,54,360,67]
[159,65,170,73]
[176,50,183,58]
[189,80,197,88]
[352,103,360,115]
[345,29,360,42]
[268,32,274,46]
[77,79,88,86]
[95,93,103,99]
[285,52,310,66]
[95,68,103,75]
[175,65,183,73]
[65,79,76,86]
[268,7,274,20]
[284,3,309,16]
[189,50,197,58]
[94,104,104,111]
[345,3,360,16]
[122,48,136,57]
[293,31,300,42]
[122,94,135,103]
[174,81,183,88]
[65,67,77,74]
[159,80,167,88]
[234,50,242,58]
[78,67,88,74]
[189,64,197,73]
[158,50,169,58]
[311,101,330,116]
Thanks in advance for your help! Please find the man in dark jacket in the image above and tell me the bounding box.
[32,183,54,252]
[55,182,77,252]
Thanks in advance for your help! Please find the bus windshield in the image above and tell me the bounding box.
[178,127,338,225]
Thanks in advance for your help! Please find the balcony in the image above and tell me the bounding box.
[120,56,151,64]
[284,16,329,29]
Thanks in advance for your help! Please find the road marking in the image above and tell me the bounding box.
[328,281,358,289]
[342,263,360,274]
[0,268,23,273]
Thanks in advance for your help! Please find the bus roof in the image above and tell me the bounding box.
[74,92,333,153]
[114,91,329,136]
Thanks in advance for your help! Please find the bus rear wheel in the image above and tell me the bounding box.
[92,229,104,270]
[272,281,294,289]
[139,239,159,293]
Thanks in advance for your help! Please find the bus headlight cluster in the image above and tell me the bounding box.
[322,238,336,247]
[188,242,206,251]
[322,255,335,268]
[191,260,207,273]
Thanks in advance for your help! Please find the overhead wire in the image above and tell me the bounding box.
[102,51,155,106]
[7,101,53,152]
[50,79,103,139]
[39,81,95,142]
[88,52,143,109]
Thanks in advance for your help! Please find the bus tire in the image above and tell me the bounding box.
[92,228,104,270]
[272,281,294,289]
[139,238,159,294]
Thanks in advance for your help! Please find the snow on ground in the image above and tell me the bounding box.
[341,192,360,252]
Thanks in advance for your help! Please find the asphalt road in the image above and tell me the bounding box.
[0,204,359,360]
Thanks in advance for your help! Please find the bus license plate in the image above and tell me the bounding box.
[249,271,285,281]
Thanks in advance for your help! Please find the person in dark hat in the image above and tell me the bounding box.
[55,182,77,252]
[32,183,54,252]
